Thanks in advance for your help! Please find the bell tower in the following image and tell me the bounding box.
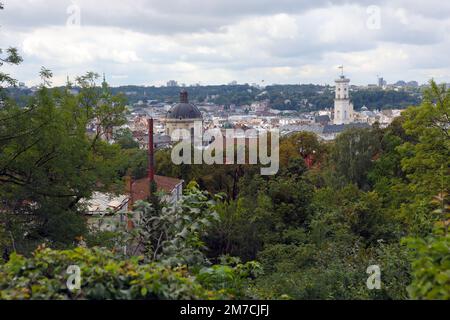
[333,66,353,124]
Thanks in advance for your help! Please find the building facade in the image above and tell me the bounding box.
[333,72,354,125]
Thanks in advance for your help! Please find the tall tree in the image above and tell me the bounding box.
[0,72,127,251]
[331,127,381,189]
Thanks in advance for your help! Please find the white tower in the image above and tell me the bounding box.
[333,66,354,125]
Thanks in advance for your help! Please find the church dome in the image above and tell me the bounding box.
[167,90,202,120]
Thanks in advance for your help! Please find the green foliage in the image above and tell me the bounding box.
[0,5,23,88]
[279,131,325,173]
[206,174,313,261]
[403,193,450,300]
[7,83,421,114]
[0,184,260,300]
[312,185,400,244]
[248,181,410,300]
[114,128,140,149]
[117,147,147,180]
[253,234,410,299]
[197,257,262,298]
[0,246,236,300]
[0,47,22,88]
[155,147,258,200]
[396,82,449,228]
[130,183,220,267]
[368,80,449,236]
[404,228,450,299]
[0,72,127,251]
[332,128,382,189]
[350,88,420,110]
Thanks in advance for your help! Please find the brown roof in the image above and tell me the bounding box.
[131,175,183,201]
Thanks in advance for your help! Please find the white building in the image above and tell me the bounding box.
[334,70,354,125]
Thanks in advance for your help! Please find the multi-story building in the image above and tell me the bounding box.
[333,69,354,125]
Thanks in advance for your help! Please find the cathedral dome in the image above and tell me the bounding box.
[167,90,202,120]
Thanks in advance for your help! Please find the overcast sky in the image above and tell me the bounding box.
[1,0,449,86]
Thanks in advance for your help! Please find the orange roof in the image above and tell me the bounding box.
[131,175,183,201]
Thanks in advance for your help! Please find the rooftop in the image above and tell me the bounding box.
[132,175,183,201]
[323,123,371,134]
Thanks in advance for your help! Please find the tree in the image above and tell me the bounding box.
[132,182,220,267]
[0,72,127,251]
[114,128,139,149]
[403,193,450,299]
[331,128,381,189]
[397,80,449,204]
[279,131,325,173]
[370,80,450,235]
[0,3,23,88]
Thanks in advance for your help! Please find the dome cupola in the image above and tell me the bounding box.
[167,90,202,120]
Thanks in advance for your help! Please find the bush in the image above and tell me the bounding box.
[404,228,450,299]
[0,246,238,300]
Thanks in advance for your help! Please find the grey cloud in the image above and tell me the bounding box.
[1,0,449,85]
[2,0,377,34]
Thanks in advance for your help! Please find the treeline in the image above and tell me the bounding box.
[102,84,423,111]
[7,83,421,112]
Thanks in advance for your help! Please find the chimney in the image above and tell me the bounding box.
[180,90,188,103]
[126,175,133,210]
[148,118,155,184]
[125,175,134,230]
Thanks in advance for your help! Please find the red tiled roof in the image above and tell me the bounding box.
[131,175,183,201]
[154,175,183,193]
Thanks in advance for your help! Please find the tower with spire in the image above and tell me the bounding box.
[101,73,109,96]
[333,66,354,125]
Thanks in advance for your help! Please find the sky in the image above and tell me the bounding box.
[1,0,450,86]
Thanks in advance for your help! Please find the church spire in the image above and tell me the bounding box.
[65,75,71,88]
[101,73,108,95]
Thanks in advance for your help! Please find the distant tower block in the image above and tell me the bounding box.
[333,66,354,125]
